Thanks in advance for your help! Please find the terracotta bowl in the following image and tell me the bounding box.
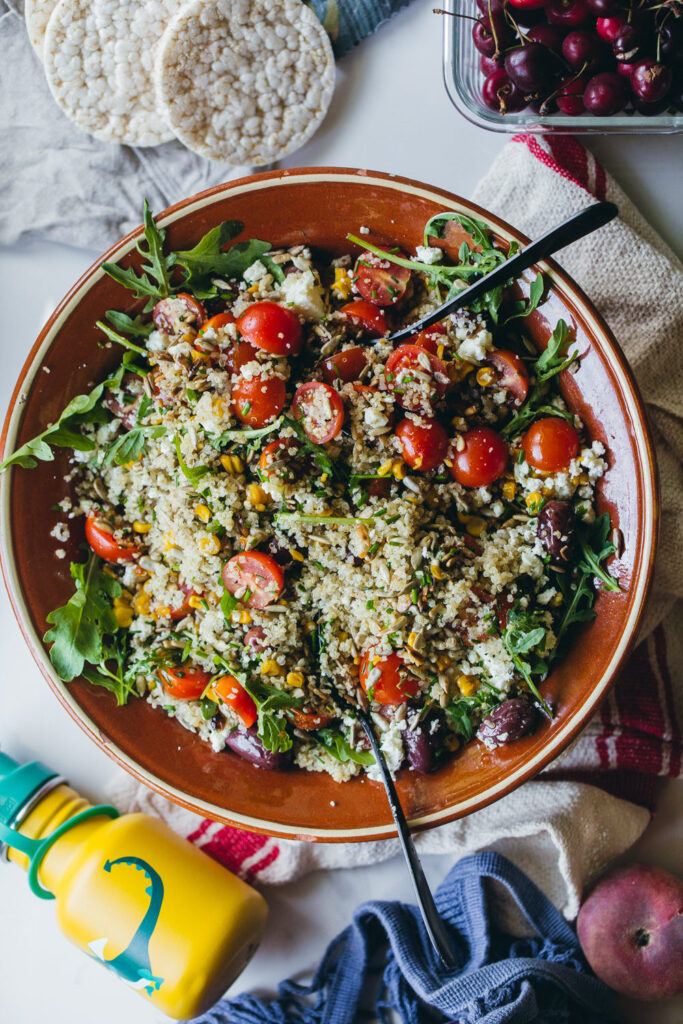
[0,169,657,841]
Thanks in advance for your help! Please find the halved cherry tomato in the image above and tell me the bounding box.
[227,341,259,376]
[231,374,286,427]
[292,382,345,444]
[321,346,368,384]
[198,312,235,336]
[487,350,529,407]
[385,344,448,413]
[85,514,140,563]
[450,426,508,488]
[237,301,303,356]
[353,250,412,307]
[152,293,206,333]
[413,321,448,355]
[288,707,334,731]
[158,664,211,700]
[212,674,257,728]
[395,417,449,472]
[359,650,420,705]
[222,551,284,609]
[522,417,580,473]
[168,585,199,622]
[259,437,304,482]
[339,300,387,337]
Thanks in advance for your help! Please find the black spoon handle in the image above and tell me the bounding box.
[356,708,458,970]
[388,200,618,344]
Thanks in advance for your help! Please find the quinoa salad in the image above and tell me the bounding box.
[2,203,620,782]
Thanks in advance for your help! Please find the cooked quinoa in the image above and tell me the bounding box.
[23,208,620,782]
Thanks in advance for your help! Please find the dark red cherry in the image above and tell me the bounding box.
[546,0,592,30]
[596,15,627,43]
[527,23,567,58]
[632,93,672,115]
[480,54,501,77]
[616,59,638,79]
[586,0,622,13]
[583,71,628,113]
[612,24,643,63]
[504,43,557,93]
[473,20,498,59]
[562,30,610,74]
[657,22,683,65]
[481,69,528,113]
[556,72,589,113]
[630,59,672,104]
[476,0,504,16]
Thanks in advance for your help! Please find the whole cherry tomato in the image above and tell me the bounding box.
[288,707,334,731]
[451,426,508,488]
[227,341,259,375]
[237,301,303,356]
[198,312,235,336]
[292,382,345,443]
[158,664,212,700]
[395,417,449,472]
[385,344,448,413]
[359,649,420,705]
[321,346,368,384]
[152,293,206,333]
[259,437,305,482]
[339,300,388,336]
[352,250,412,307]
[413,321,448,354]
[212,675,258,728]
[231,374,286,427]
[487,349,529,406]
[222,551,285,609]
[85,513,140,563]
[522,417,580,472]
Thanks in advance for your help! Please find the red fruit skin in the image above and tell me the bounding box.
[596,15,627,43]
[577,863,683,1001]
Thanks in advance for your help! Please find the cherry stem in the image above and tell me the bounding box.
[538,60,588,115]
[432,8,480,23]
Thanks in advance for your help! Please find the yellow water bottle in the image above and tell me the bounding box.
[0,752,267,1019]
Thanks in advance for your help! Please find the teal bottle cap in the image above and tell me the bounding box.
[0,753,59,829]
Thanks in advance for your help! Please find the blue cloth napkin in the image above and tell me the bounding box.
[308,0,413,57]
[189,851,616,1024]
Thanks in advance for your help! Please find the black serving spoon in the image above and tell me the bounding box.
[331,685,458,969]
[388,201,618,344]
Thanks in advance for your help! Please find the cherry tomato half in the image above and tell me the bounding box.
[413,321,447,355]
[152,293,207,333]
[450,426,508,488]
[487,349,530,407]
[158,664,211,701]
[353,250,412,307]
[237,301,303,356]
[395,417,449,472]
[321,346,368,384]
[227,341,259,376]
[359,650,420,705]
[385,344,448,413]
[212,674,258,728]
[198,312,235,336]
[292,382,345,444]
[231,374,286,427]
[339,300,388,337]
[222,551,285,609]
[259,437,304,482]
[85,513,140,563]
[522,417,580,473]
[288,707,334,731]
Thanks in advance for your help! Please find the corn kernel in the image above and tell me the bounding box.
[199,536,221,555]
[113,597,133,628]
[133,521,152,533]
[444,734,461,752]
[290,549,304,563]
[260,658,280,676]
[247,282,260,294]
[436,655,450,672]
[465,516,486,537]
[457,674,479,696]
[162,531,176,552]
[304,621,316,633]
[133,591,150,615]
[502,480,516,501]
[378,459,394,477]
[247,483,268,506]
[430,564,446,580]
[551,592,564,607]
[237,609,252,624]
[286,671,304,688]
[476,366,495,387]
[188,595,204,610]
[526,491,542,512]
[220,454,244,473]
[437,344,445,360]
[189,349,211,364]
[578,472,590,486]
[407,632,418,649]
[391,459,407,481]
[153,605,172,620]
[331,267,352,300]
[353,656,361,665]
[194,503,211,524]
[212,397,229,418]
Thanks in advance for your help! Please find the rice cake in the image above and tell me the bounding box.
[43,0,184,147]
[155,0,335,164]
[24,0,59,59]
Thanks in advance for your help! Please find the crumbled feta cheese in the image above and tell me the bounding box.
[415,245,442,265]
[280,271,325,321]
[456,328,493,363]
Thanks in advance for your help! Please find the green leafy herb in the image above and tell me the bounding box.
[504,273,544,323]
[501,320,577,439]
[102,199,172,310]
[554,513,619,646]
[261,255,286,284]
[501,605,553,717]
[317,728,375,766]
[282,415,339,480]
[275,512,374,527]
[173,221,271,297]
[245,678,305,753]
[220,587,239,622]
[210,417,283,449]
[104,310,154,339]
[96,320,148,357]
[577,513,619,592]
[173,436,211,488]
[101,423,166,468]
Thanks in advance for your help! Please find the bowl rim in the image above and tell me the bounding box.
[0,166,659,842]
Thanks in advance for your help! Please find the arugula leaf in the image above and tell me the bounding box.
[261,255,286,284]
[102,199,172,310]
[210,417,283,449]
[244,678,304,753]
[535,319,576,382]
[44,554,122,683]
[173,221,271,295]
[446,701,476,742]
[501,319,576,439]
[104,310,154,339]
[101,423,166,468]
[96,320,149,357]
[282,415,339,479]
[0,364,126,471]
[577,513,619,593]
[501,605,553,717]
[317,728,375,766]
[504,273,544,324]
[220,587,239,623]
[81,631,136,707]
[173,435,211,488]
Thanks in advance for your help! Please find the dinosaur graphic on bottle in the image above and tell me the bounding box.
[87,855,165,994]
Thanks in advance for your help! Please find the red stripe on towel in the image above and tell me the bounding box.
[199,824,270,873]
[511,135,588,194]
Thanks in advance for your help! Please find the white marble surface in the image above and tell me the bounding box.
[0,3,681,1022]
